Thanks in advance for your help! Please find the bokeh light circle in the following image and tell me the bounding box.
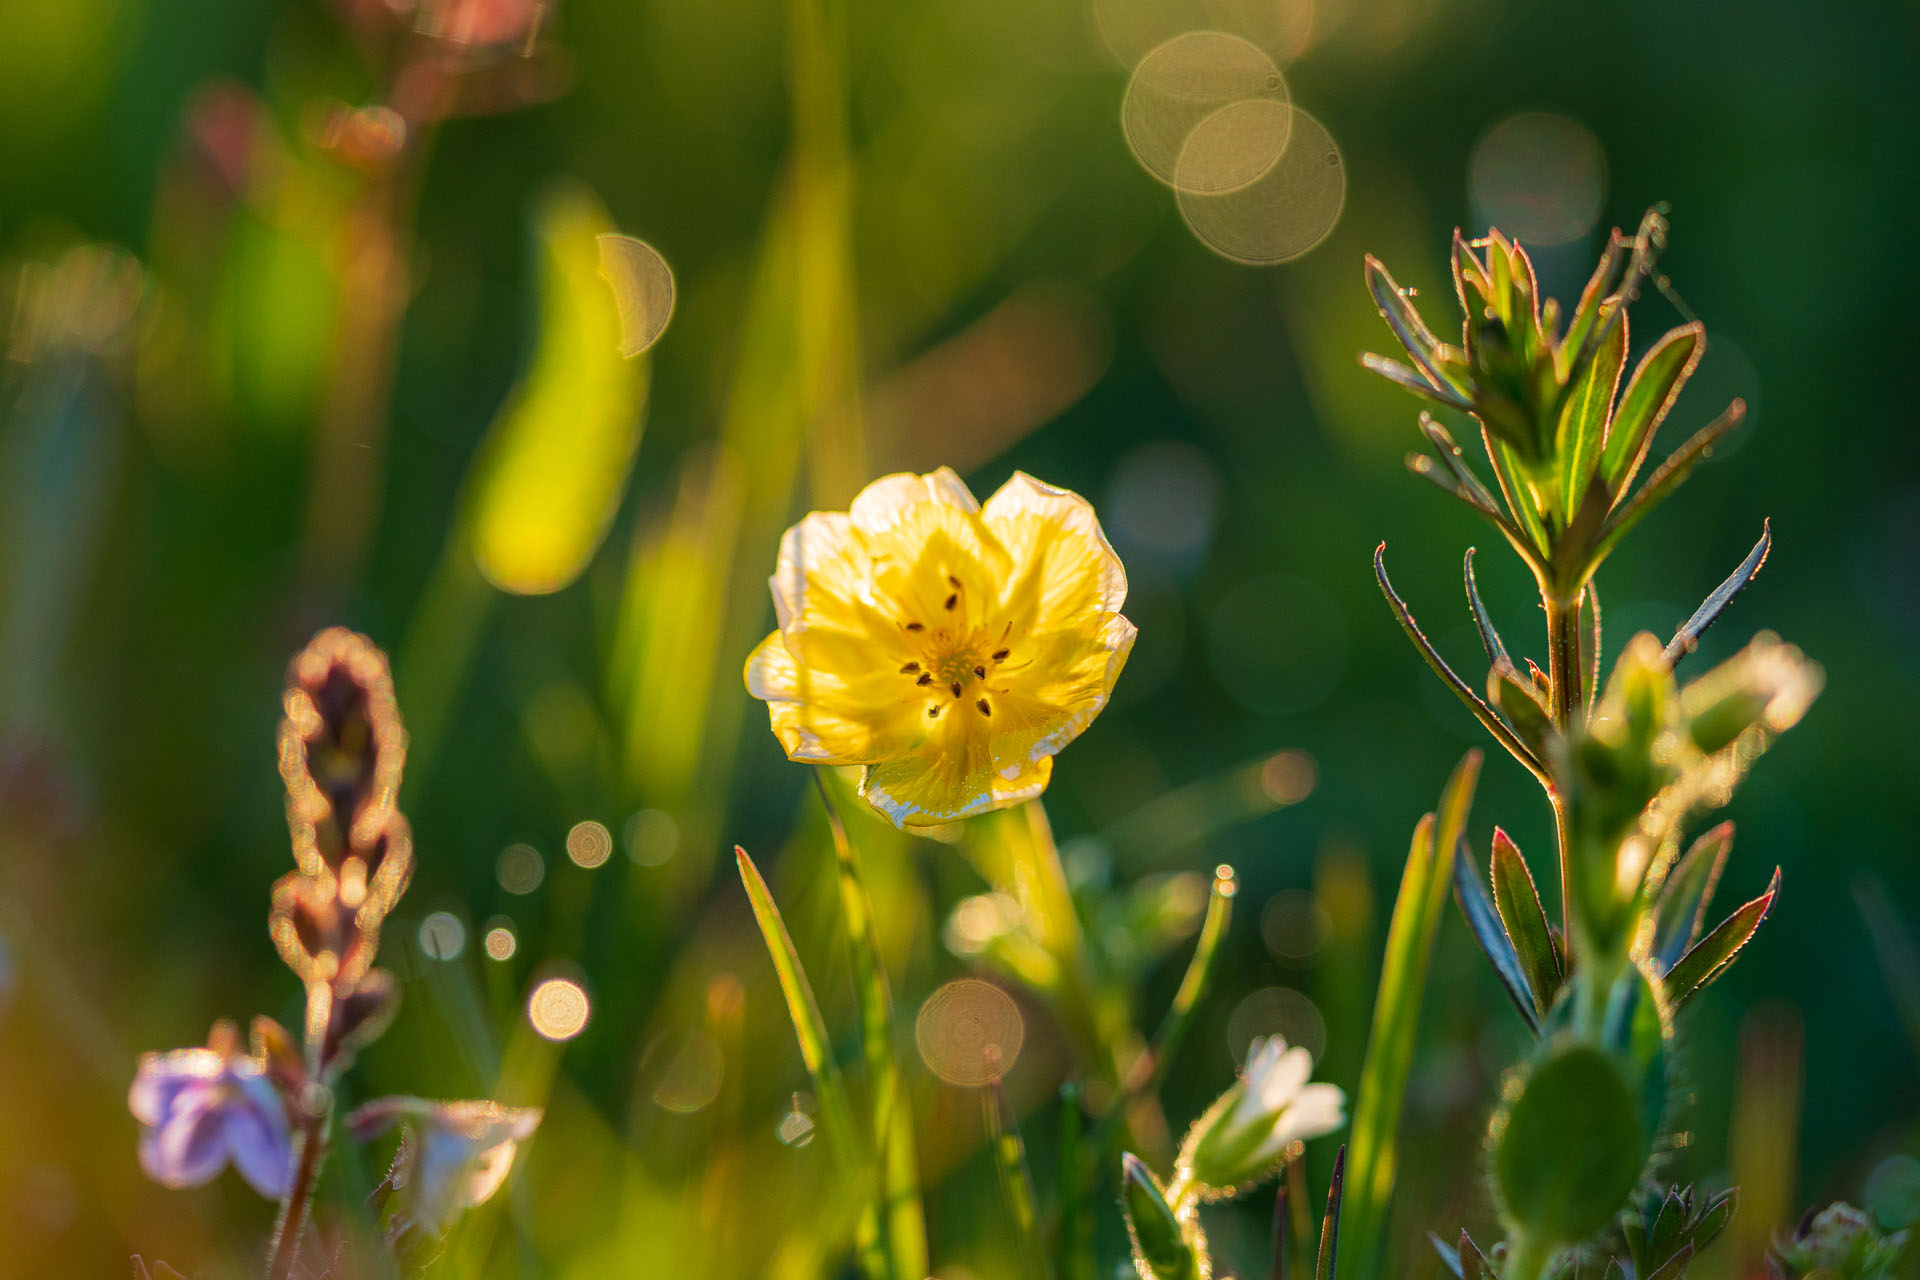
[625,808,680,866]
[484,922,518,961]
[528,977,591,1041]
[1469,112,1607,245]
[915,978,1025,1087]
[566,819,613,868]
[595,233,676,356]
[497,842,545,895]
[418,911,466,961]
[1227,985,1327,1062]
[1176,105,1345,264]
[1122,32,1287,188]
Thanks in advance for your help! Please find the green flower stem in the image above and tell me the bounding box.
[1502,1230,1557,1280]
[813,769,927,1280]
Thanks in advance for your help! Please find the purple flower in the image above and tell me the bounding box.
[129,1026,294,1199]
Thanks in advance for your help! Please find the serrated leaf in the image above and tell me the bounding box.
[1651,823,1734,970]
[1452,844,1538,1032]
[1667,869,1781,1008]
[1600,324,1704,501]
[1491,829,1562,1017]
[1456,1233,1497,1280]
[1662,521,1772,668]
[1557,299,1627,518]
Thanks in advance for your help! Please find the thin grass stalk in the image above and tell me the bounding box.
[1057,1083,1094,1280]
[986,1080,1048,1277]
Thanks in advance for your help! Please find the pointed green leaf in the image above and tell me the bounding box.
[1561,230,1629,365]
[1456,1232,1497,1280]
[1362,352,1472,410]
[1693,1188,1737,1253]
[1452,843,1539,1032]
[1376,546,1548,784]
[1366,258,1468,400]
[1123,1154,1201,1280]
[1662,521,1771,668]
[1593,399,1746,562]
[1462,548,1513,672]
[1482,428,1551,556]
[1428,1234,1462,1280]
[1557,300,1627,520]
[1600,324,1703,500]
[1340,754,1480,1280]
[1646,1244,1694,1280]
[1651,822,1734,970]
[1490,829,1563,1017]
[1667,869,1781,1008]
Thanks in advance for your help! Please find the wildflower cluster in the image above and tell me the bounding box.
[129,629,540,1276]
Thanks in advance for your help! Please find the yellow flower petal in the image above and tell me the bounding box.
[861,749,1053,828]
[982,472,1128,631]
[770,511,912,675]
[746,632,923,764]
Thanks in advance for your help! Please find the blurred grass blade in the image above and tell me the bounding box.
[1376,546,1548,785]
[468,182,652,596]
[1340,752,1481,1280]
[814,770,927,1280]
[1270,1179,1290,1280]
[1490,829,1563,1017]
[1854,875,1920,1064]
[1666,868,1781,1009]
[1316,1145,1347,1280]
[1599,322,1703,499]
[1661,521,1772,668]
[1651,822,1734,970]
[734,845,886,1279]
[986,1082,1046,1276]
[1462,548,1513,672]
[1451,843,1538,1032]
[1058,1084,1094,1280]
[1594,400,1746,561]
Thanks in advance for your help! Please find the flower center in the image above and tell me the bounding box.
[895,575,1014,722]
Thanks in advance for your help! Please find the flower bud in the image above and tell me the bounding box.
[1770,1204,1909,1280]
[1121,1153,1204,1280]
[1680,633,1822,756]
[1179,1036,1345,1198]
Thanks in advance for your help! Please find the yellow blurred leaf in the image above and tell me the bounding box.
[469,182,656,595]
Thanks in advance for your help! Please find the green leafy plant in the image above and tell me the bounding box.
[1354,208,1823,1280]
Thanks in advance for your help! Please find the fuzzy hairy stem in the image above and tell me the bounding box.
[265,1100,330,1280]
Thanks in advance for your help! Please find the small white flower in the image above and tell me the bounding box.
[1179,1035,1345,1197]
[349,1096,542,1234]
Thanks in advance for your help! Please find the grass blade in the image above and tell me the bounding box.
[1854,875,1920,1064]
[1339,753,1482,1280]
[1316,1145,1348,1280]
[986,1082,1047,1276]
[1057,1083,1094,1280]
[1662,521,1772,668]
[734,845,885,1279]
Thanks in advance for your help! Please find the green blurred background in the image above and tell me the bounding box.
[2,0,1916,1274]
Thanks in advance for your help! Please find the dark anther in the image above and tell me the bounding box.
[944,593,958,611]
[973,665,986,679]
[905,621,924,632]
[948,681,963,697]
[977,699,992,716]
[900,662,920,673]
[917,673,933,687]
[992,648,1010,662]
[948,575,962,589]
[928,706,941,719]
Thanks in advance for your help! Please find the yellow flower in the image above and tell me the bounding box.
[746,468,1136,827]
